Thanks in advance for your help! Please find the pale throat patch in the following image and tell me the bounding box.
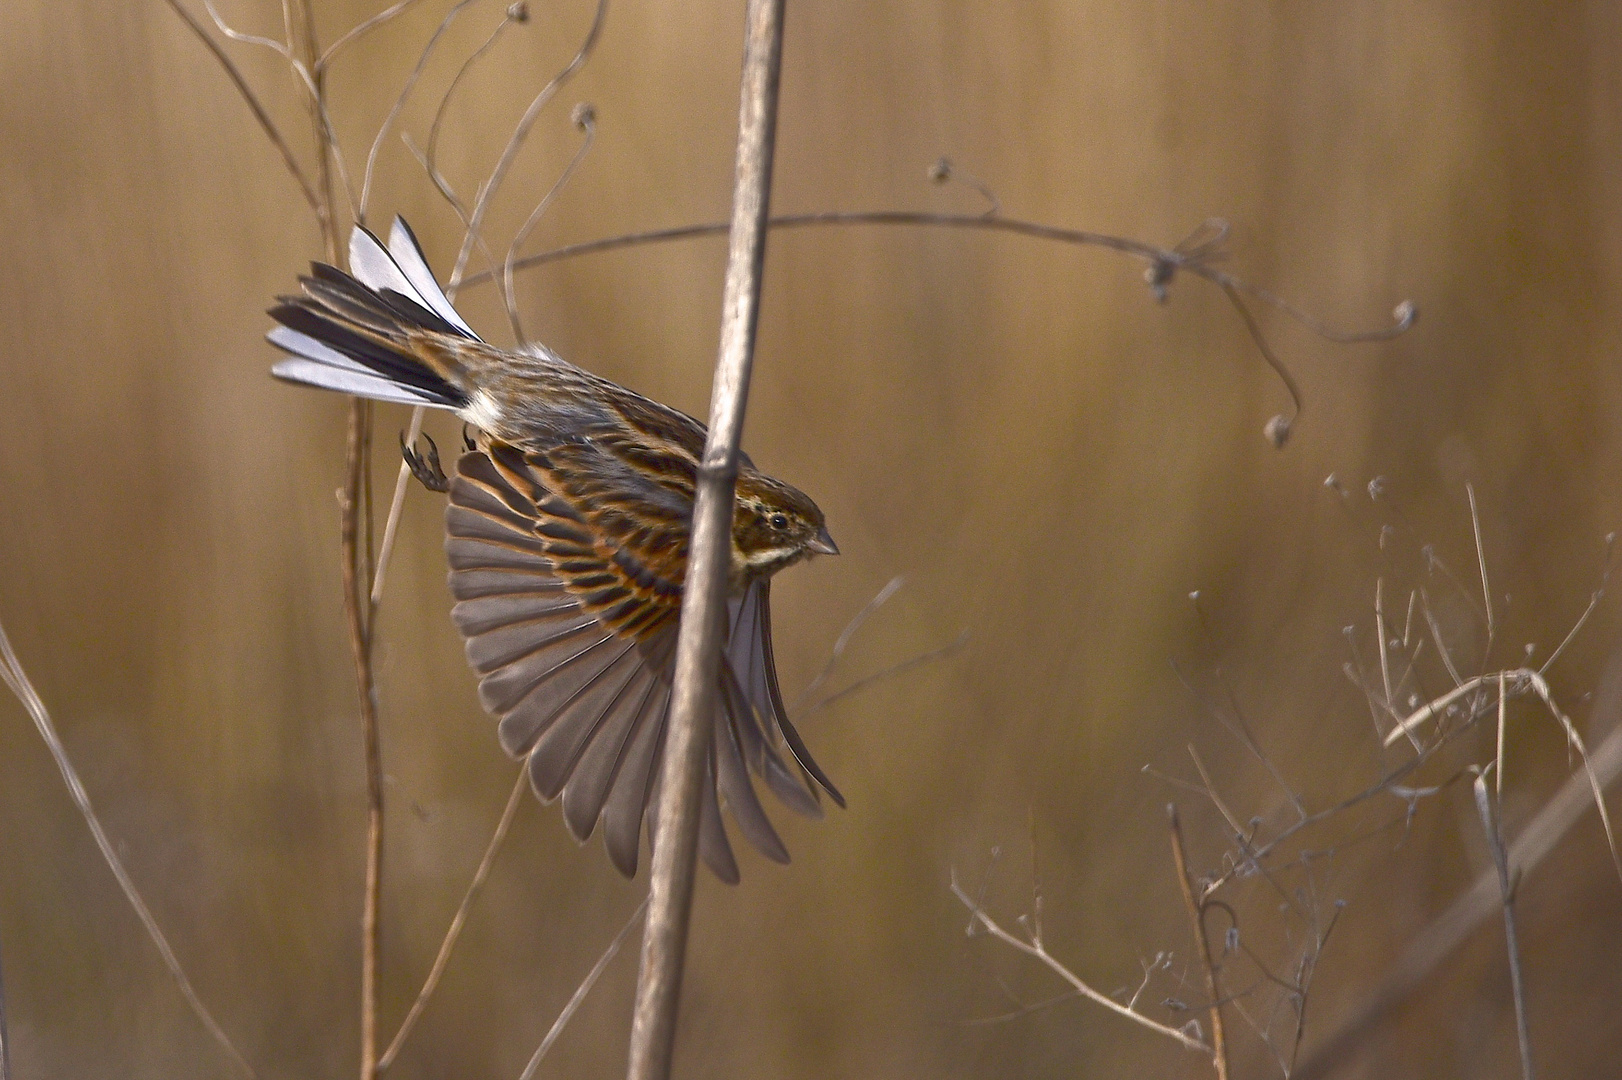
[736,543,802,575]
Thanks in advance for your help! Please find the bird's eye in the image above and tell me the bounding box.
[770,513,789,530]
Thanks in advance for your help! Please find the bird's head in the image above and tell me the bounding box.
[732,471,837,580]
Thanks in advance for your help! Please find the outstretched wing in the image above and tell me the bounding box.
[445,444,833,881]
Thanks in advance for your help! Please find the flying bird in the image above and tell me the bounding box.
[267,218,842,883]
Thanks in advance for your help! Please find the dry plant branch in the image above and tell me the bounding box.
[0,617,256,1078]
[519,897,649,1080]
[369,404,425,611]
[359,0,487,221]
[1380,666,1622,883]
[449,0,607,293]
[799,628,970,720]
[1472,772,1534,1080]
[161,0,325,220]
[409,1,531,293]
[281,2,386,1073]
[1169,805,1230,1080]
[793,575,905,707]
[377,769,528,1071]
[474,209,1417,438]
[625,2,783,1078]
[340,395,383,1080]
[948,870,1211,1054]
[319,0,428,71]
[1467,484,1495,660]
[504,104,597,343]
[1293,671,1622,1079]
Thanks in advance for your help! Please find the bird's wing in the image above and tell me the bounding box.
[444,444,828,881]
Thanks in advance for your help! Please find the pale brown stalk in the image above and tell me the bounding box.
[1169,805,1230,1080]
[625,2,785,1078]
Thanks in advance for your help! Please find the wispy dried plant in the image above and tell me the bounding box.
[3,1,1431,1077]
[954,486,1620,1078]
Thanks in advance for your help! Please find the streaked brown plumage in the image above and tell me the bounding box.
[267,218,841,882]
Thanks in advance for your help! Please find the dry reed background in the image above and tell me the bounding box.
[3,1,1622,1077]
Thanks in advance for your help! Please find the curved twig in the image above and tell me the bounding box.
[410,3,529,289]
[319,0,429,72]
[468,210,1416,425]
[449,0,608,290]
[518,897,648,1080]
[201,0,291,54]
[160,0,324,221]
[503,105,596,342]
[359,0,488,222]
[480,211,1418,347]
[950,871,1210,1054]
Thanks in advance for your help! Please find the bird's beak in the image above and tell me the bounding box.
[808,526,839,556]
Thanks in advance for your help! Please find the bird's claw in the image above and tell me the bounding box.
[402,431,449,492]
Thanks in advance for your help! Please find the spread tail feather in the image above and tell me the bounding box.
[266,217,479,410]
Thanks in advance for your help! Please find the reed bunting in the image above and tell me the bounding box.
[267,218,841,883]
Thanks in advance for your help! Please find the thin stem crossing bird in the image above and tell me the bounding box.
[267,218,842,882]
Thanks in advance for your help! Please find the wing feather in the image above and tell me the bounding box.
[443,447,834,880]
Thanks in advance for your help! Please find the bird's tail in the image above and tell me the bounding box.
[267,218,480,410]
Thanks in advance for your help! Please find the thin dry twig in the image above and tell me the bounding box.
[160,0,325,221]
[415,1,530,290]
[1378,666,1622,883]
[0,618,256,1079]
[319,0,429,71]
[800,628,971,720]
[474,209,1416,429]
[1376,577,1395,722]
[449,0,608,291]
[202,0,293,55]
[359,0,487,220]
[378,769,529,1071]
[1539,588,1604,677]
[793,575,905,708]
[1294,697,1622,1079]
[518,897,649,1080]
[369,404,426,611]
[962,987,1080,1026]
[504,104,597,343]
[1467,484,1495,659]
[949,871,1210,1053]
[282,3,384,1072]
[1169,806,1230,1080]
[487,213,1416,349]
[1472,772,1534,1080]
[340,398,384,1080]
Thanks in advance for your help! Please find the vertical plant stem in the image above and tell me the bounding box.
[1169,805,1230,1080]
[288,3,384,1075]
[345,397,384,1080]
[1473,775,1535,1080]
[624,2,786,1079]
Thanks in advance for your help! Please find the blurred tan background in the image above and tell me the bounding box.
[5,1,1622,1076]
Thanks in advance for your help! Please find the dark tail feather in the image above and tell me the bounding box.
[266,219,474,410]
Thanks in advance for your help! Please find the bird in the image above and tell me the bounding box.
[266,217,843,883]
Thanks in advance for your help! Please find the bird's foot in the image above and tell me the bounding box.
[401,431,449,492]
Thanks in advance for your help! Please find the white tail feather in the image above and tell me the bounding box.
[388,217,479,338]
[271,359,448,406]
[267,325,456,408]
